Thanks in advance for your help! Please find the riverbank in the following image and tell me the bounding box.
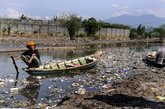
[0,36,161,53]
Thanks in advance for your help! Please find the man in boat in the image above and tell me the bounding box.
[16,41,41,68]
[155,47,165,64]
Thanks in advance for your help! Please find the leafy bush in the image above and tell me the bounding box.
[82,17,100,37]
[77,33,85,37]
[2,27,7,34]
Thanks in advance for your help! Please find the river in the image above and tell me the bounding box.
[0,43,163,108]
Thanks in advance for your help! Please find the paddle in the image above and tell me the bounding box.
[11,56,20,87]
[11,56,19,74]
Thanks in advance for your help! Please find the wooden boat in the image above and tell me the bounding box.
[24,51,104,75]
[144,51,165,67]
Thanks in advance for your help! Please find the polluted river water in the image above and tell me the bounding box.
[0,43,163,108]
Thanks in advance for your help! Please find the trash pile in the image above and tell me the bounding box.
[53,49,165,109]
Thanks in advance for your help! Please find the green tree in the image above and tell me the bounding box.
[7,22,12,35]
[57,14,82,40]
[136,24,145,36]
[20,14,32,20]
[129,28,138,39]
[20,14,28,19]
[153,27,165,38]
[5,19,13,35]
[2,27,7,35]
[66,15,82,40]
[99,21,130,29]
[82,18,100,36]
[58,13,69,36]
[53,16,58,22]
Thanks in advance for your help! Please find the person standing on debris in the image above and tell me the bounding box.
[156,47,165,64]
[16,41,41,68]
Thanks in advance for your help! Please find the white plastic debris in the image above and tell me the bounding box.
[10,86,24,93]
[72,82,80,87]
[77,86,86,95]
[102,84,112,89]
[36,76,42,79]
[0,82,5,87]
[4,79,15,83]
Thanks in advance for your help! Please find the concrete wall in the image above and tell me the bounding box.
[0,19,130,40]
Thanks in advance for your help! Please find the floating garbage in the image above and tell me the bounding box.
[0,89,8,94]
[10,86,24,94]
[0,82,5,87]
[72,82,80,87]
[0,100,5,104]
[0,94,4,100]
[77,86,86,95]
[36,76,42,79]
[4,79,15,83]
[50,87,63,93]
[102,84,112,89]
[37,103,49,109]
[155,96,165,101]
[161,84,165,89]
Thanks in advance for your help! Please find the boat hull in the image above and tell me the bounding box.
[23,51,104,75]
[25,61,97,75]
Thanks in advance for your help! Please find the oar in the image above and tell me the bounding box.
[11,56,20,87]
[11,56,19,74]
[13,69,19,87]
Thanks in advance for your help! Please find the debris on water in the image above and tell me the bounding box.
[0,100,5,104]
[77,86,86,95]
[102,84,112,89]
[0,94,4,100]
[155,96,165,101]
[0,82,5,87]
[0,89,8,94]
[36,103,49,109]
[36,76,42,79]
[11,100,30,108]
[10,86,24,94]
[48,85,52,89]
[161,84,165,89]
[1,46,163,108]
[60,79,64,82]
[72,81,80,87]
[4,79,15,83]
[50,87,63,93]
[150,87,159,92]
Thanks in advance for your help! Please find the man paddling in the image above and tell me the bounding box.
[16,41,41,68]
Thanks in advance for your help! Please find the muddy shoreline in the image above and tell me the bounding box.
[0,36,161,53]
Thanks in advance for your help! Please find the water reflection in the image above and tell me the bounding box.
[20,76,40,105]
[129,43,162,52]
[13,70,19,88]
